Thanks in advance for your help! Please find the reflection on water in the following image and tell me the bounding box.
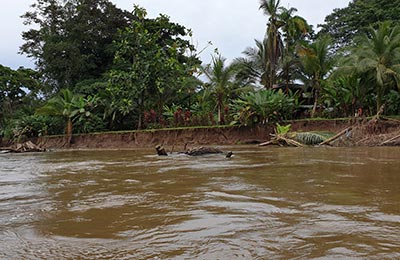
[0,147,399,259]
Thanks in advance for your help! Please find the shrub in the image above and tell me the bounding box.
[231,89,297,125]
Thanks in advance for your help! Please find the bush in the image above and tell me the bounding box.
[0,115,64,141]
[385,90,400,115]
[74,114,106,133]
[231,89,297,125]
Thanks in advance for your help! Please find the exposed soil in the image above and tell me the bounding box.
[341,118,400,146]
[35,119,351,150]
[2,118,399,151]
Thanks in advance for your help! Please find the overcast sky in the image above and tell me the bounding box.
[0,0,350,69]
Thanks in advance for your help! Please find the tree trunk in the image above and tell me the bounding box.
[311,89,319,118]
[217,95,223,125]
[138,113,142,130]
[65,118,73,146]
[376,86,382,115]
[218,104,222,125]
[137,91,144,130]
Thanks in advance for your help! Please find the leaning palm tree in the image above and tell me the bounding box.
[343,22,400,112]
[201,55,239,124]
[36,89,91,146]
[298,36,336,117]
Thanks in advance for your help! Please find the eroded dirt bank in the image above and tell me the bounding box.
[34,119,353,150]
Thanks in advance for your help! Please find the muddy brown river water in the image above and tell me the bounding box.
[0,146,399,259]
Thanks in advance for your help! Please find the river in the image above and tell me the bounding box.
[0,146,399,259]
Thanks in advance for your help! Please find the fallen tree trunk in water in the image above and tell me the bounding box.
[185,146,224,156]
[155,145,233,158]
[155,145,168,156]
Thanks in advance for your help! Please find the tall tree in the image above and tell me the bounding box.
[319,0,400,49]
[0,65,41,122]
[298,36,336,117]
[258,1,310,89]
[201,55,240,124]
[20,0,132,91]
[278,7,311,90]
[107,6,200,129]
[259,0,284,89]
[279,7,310,54]
[235,39,269,87]
[342,22,400,112]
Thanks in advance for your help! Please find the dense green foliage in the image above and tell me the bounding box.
[0,65,40,119]
[36,89,98,144]
[106,6,200,130]
[231,89,296,125]
[1,0,399,142]
[348,23,400,110]
[298,36,336,117]
[319,0,400,49]
[21,0,132,91]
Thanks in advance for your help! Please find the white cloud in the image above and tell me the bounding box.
[0,0,350,69]
[0,0,34,69]
[119,0,350,63]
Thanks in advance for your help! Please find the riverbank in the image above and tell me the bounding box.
[29,119,351,150]
[2,118,399,151]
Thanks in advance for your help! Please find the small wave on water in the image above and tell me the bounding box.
[0,147,399,259]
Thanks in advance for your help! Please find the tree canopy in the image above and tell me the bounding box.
[1,0,399,141]
[319,0,400,49]
[0,65,41,119]
[106,6,201,129]
[20,0,132,91]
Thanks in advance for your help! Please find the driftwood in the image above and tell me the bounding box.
[355,137,370,145]
[319,127,353,146]
[278,136,304,147]
[186,147,233,158]
[1,141,46,153]
[155,145,168,156]
[155,145,233,158]
[379,132,400,146]
[259,140,274,147]
[373,104,385,120]
[185,146,224,156]
[259,135,303,147]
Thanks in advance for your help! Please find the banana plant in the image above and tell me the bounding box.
[36,89,94,146]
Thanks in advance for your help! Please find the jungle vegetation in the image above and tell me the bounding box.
[1,0,400,143]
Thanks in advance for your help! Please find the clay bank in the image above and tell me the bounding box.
[11,118,397,150]
[33,120,344,150]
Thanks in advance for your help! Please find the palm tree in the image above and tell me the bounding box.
[298,36,336,117]
[259,0,284,89]
[234,38,269,87]
[259,1,311,90]
[279,7,310,54]
[201,55,239,124]
[344,22,400,112]
[278,7,311,91]
[36,89,92,146]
